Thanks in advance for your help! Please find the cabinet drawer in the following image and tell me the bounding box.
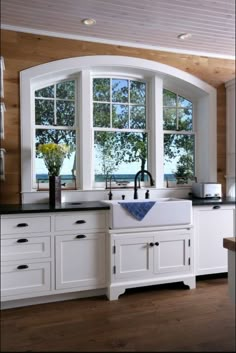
[1,216,51,235]
[54,212,106,232]
[1,236,51,262]
[1,262,51,297]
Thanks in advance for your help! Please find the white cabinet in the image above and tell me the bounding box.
[1,210,107,305]
[1,214,52,300]
[108,227,195,300]
[55,233,106,290]
[1,262,51,297]
[194,205,235,275]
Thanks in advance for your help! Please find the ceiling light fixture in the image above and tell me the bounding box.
[82,18,96,26]
[177,33,192,40]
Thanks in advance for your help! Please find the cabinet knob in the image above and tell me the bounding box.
[75,234,87,239]
[17,238,29,243]
[16,223,29,227]
[155,242,159,246]
[75,220,86,224]
[17,265,29,270]
[149,242,154,247]
[213,205,220,210]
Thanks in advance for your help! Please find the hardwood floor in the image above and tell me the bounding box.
[1,275,235,352]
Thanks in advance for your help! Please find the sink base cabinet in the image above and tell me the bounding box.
[107,228,196,300]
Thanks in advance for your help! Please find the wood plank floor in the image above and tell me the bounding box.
[1,275,235,352]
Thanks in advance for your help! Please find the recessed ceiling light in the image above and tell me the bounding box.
[177,33,192,40]
[82,18,96,26]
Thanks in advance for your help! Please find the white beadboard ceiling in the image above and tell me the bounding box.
[1,0,235,59]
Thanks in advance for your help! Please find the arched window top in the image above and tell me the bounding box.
[21,55,215,100]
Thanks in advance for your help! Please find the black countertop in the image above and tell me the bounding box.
[0,197,235,215]
[0,201,110,215]
[190,196,235,206]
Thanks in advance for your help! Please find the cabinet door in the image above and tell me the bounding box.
[55,233,106,290]
[114,234,154,280]
[154,230,191,275]
[195,206,235,275]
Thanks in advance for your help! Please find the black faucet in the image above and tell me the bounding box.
[134,170,154,199]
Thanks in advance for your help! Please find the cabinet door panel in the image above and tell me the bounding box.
[114,235,154,280]
[196,207,235,275]
[154,231,190,274]
[55,233,105,290]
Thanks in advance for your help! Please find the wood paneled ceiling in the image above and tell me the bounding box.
[1,0,235,59]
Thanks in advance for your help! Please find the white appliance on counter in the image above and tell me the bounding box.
[192,182,222,198]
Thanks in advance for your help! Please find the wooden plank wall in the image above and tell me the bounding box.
[0,29,235,204]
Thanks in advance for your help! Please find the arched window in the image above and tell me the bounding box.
[20,56,216,202]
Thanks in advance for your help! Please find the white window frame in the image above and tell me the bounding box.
[20,55,217,199]
[91,74,151,188]
[163,88,196,184]
[33,77,79,190]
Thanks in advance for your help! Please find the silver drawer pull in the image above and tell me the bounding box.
[75,234,87,239]
[17,238,29,243]
[75,220,86,224]
[17,223,29,227]
[17,265,29,270]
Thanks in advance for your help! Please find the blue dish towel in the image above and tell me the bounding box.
[118,201,156,221]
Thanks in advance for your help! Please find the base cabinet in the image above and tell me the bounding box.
[194,205,235,275]
[108,227,195,300]
[1,211,107,305]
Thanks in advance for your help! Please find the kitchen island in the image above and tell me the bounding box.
[223,237,236,305]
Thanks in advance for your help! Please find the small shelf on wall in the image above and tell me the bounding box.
[0,148,6,181]
[1,56,5,98]
[1,102,6,139]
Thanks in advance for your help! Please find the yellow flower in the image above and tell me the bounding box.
[37,143,69,176]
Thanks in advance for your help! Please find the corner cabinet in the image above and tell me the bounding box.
[0,210,107,307]
[107,226,196,300]
[193,205,235,275]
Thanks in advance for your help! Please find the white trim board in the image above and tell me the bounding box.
[1,24,235,61]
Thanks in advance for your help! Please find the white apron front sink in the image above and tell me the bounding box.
[103,198,192,229]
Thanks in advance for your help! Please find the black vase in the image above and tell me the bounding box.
[49,175,61,207]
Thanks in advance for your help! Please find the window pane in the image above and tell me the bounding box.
[112,79,128,103]
[178,108,192,131]
[163,89,177,106]
[163,108,177,130]
[56,101,75,126]
[35,129,76,183]
[130,105,146,129]
[94,131,148,182]
[56,81,75,99]
[130,81,146,104]
[93,103,110,127]
[112,104,128,128]
[35,85,54,98]
[178,95,192,108]
[93,78,110,101]
[35,99,54,125]
[164,134,195,183]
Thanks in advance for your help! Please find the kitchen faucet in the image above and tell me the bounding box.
[134,169,154,199]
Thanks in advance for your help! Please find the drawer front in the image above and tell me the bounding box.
[1,216,51,235]
[54,212,106,232]
[1,262,51,297]
[1,236,51,261]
